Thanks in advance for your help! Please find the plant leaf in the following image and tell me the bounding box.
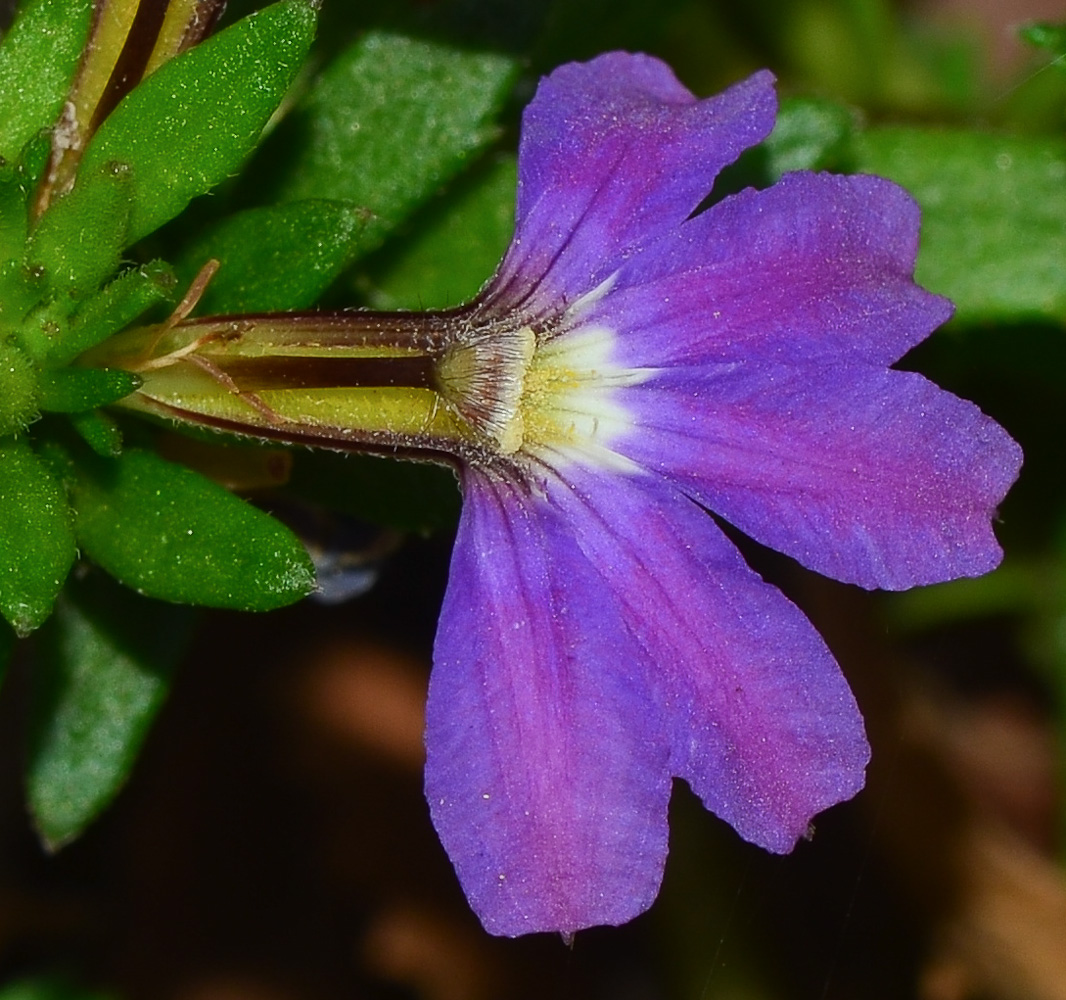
[0,438,75,636]
[25,158,131,311]
[0,437,76,636]
[78,0,318,245]
[174,199,368,313]
[262,31,517,260]
[856,127,1066,323]
[73,447,315,610]
[363,155,517,310]
[0,0,94,162]
[38,367,141,413]
[49,260,176,366]
[27,574,195,848]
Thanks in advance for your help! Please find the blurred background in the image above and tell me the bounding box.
[3,0,1066,997]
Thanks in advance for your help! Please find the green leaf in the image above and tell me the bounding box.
[69,405,123,456]
[265,31,517,258]
[0,339,39,435]
[0,437,76,636]
[73,447,315,610]
[48,260,176,366]
[27,574,195,849]
[0,159,28,262]
[1020,22,1066,67]
[855,127,1066,323]
[175,200,368,313]
[38,366,140,413]
[363,155,516,310]
[761,97,857,178]
[25,158,131,311]
[69,410,123,457]
[78,0,318,245]
[0,0,94,161]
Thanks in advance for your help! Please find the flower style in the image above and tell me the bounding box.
[105,52,1022,938]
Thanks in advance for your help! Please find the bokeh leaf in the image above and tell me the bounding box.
[27,575,195,849]
[264,31,517,259]
[73,447,315,610]
[78,0,317,245]
[855,127,1066,323]
[0,438,75,636]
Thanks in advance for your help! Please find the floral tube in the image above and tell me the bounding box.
[98,53,1022,936]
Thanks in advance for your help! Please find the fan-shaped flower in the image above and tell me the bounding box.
[107,52,1022,939]
[421,54,1020,937]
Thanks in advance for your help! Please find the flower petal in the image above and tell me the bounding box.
[593,172,952,368]
[549,470,869,852]
[481,55,776,318]
[620,363,1022,590]
[426,471,671,937]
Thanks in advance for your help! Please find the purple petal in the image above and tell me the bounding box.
[548,470,869,853]
[426,470,671,937]
[481,55,776,319]
[619,363,1022,590]
[593,172,952,369]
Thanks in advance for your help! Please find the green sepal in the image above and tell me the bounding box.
[855,127,1066,323]
[38,367,141,413]
[263,31,517,259]
[69,410,124,458]
[27,573,196,849]
[72,447,315,610]
[25,157,132,314]
[46,260,176,367]
[0,0,95,162]
[0,437,76,636]
[174,199,367,314]
[78,0,318,246]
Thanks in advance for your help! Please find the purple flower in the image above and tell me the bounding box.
[423,54,1021,937]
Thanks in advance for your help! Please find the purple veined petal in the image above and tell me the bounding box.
[479,55,776,320]
[592,172,953,369]
[619,363,1023,590]
[547,469,869,853]
[426,469,672,937]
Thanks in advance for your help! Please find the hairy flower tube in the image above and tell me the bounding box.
[95,54,1022,936]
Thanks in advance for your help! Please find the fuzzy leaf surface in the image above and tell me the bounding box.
[73,447,315,610]
[0,438,75,635]
[78,0,317,244]
[0,0,94,161]
[175,200,367,313]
